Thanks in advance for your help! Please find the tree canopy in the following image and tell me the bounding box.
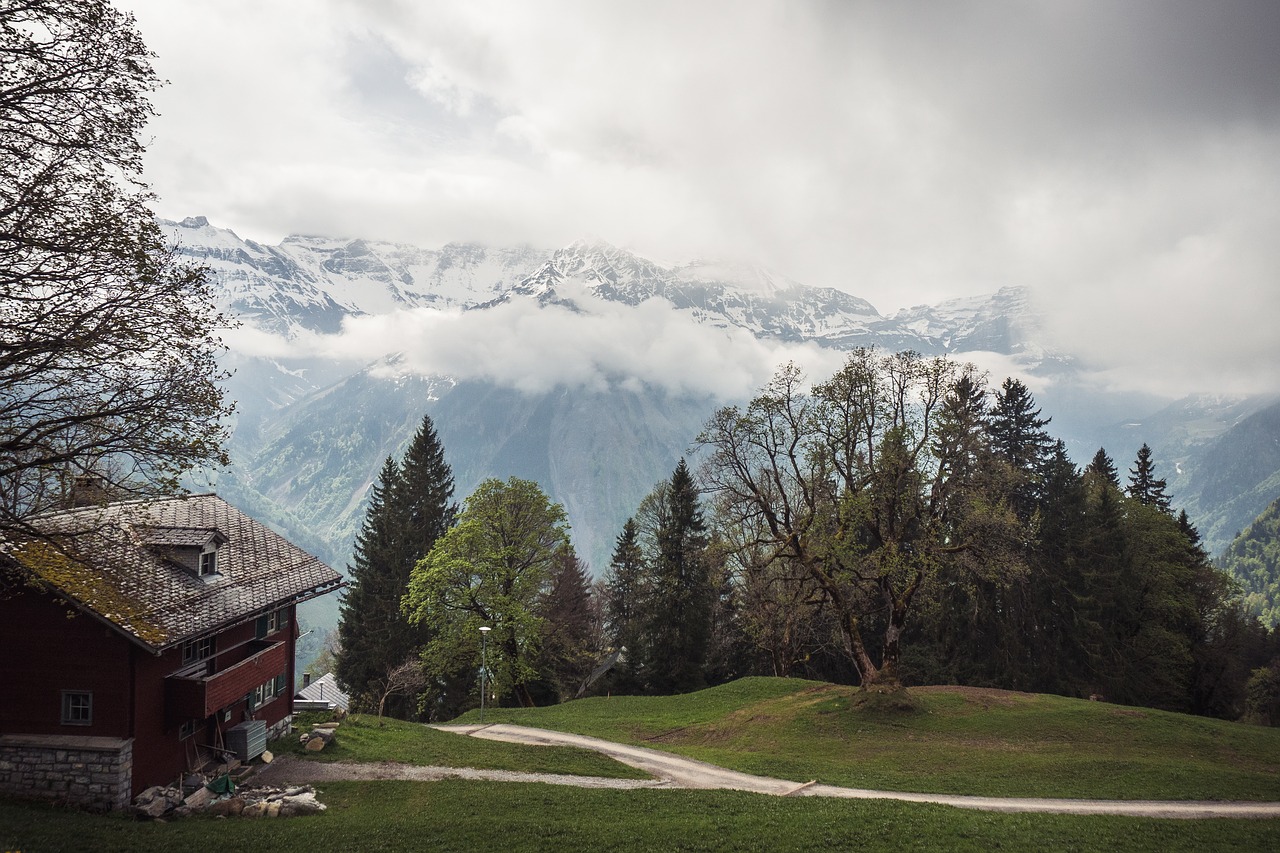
[698,350,1026,686]
[0,0,231,534]
[404,477,571,708]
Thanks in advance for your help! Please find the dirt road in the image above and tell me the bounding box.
[254,723,1280,819]
[436,723,1280,819]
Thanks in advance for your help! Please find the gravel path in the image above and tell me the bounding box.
[254,723,1280,820]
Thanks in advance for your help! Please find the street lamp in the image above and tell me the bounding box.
[478,626,491,723]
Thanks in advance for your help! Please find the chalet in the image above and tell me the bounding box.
[0,494,344,811]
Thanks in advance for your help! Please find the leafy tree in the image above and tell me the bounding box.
[0,0,232,536]
[1127,443,1171,511]
[405,477,570,708]
[699,351,1026,687]
[336,415,454,717]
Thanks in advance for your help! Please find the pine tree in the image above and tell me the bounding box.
[987,378,1052,519]
[336,415,455,717]
[645,459,713,694]
[603,517,649,692]
[988,378,1052,470]
[1086,448,1121,488]
[1127,443,1171,511]
[534,550,598,702]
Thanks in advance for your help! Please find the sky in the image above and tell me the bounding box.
[122,0,1280,398]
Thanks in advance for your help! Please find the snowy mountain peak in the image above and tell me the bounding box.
[164,216,1048,363]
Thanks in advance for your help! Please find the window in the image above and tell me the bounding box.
[198,548,218,576]
[179,719,199,740]
[181,636,214,665]
[251,673,287,708]
[259,608,290,637]
[61,691,92,725]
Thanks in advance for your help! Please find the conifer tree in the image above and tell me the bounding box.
[1086,448,1121,488]
[336,415,455,716]
[603,517,649,691]
[1127,443,1171,511]
[649,459,713,694]
[988,378,1052,471]
[987,377,1052,519]
[534,550,598,702]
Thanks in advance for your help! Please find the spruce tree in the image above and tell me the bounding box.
[1127,443,1171,511]
[1086,448,1121,488]
[988,378,1052,471]
[336,414,455,716]
[603,517,649,692]
[646,459,713,694]
[987,377,1052,519]
[534,550,598,702]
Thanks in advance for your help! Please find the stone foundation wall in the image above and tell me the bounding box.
[266,714,293,742]
[0,734,133,812]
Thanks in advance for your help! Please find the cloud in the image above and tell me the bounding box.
[230,281,850,399]
[125,0,1280,399]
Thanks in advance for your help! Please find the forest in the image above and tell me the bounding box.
[334,350,1280,725]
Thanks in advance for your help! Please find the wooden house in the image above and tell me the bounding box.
[0,494,344,810]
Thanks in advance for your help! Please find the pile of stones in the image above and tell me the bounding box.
[132,783,325,819]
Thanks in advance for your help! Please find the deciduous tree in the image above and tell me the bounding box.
[0,0,231,535]
[404,477,570,707]
[698,351,1026,687]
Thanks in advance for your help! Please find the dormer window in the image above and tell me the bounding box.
[141,526,228,579]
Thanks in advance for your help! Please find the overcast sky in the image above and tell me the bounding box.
[122,0,1280,398]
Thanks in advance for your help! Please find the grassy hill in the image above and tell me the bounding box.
[5,678,1280,852]
[466,677,1280,801]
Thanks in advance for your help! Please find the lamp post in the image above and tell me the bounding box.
[478,626,491,723]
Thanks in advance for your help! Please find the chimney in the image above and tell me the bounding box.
[302,672,312,688]
[69,474,110,508]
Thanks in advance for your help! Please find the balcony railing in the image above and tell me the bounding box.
[166,639,287,723]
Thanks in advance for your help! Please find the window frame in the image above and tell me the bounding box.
[181,636,215,666]
[61,690,92,726]
[198,547,218,577]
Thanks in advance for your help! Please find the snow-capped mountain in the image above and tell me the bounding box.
[167,216,1046,362]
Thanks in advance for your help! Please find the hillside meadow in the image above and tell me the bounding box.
[4,678,1280,852]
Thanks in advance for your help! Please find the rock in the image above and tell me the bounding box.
[242,801,269,818]
[207,797,246,817]
[183,786,215,808]
[304,736,327,752]
[279,792,326,816]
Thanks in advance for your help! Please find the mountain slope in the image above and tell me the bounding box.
[1219,496,1280,627]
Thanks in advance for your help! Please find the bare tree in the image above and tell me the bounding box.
[370,658,427,719]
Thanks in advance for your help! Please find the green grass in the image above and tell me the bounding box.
[461,677,1280,801]
[282,713,648,779]
[3,781,1279,852]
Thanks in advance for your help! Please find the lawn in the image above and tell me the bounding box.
[281,712,647,779]
[459,677,1280,801]
[3,781,1279,852]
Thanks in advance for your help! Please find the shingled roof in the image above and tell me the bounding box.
[4,494,344,651]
